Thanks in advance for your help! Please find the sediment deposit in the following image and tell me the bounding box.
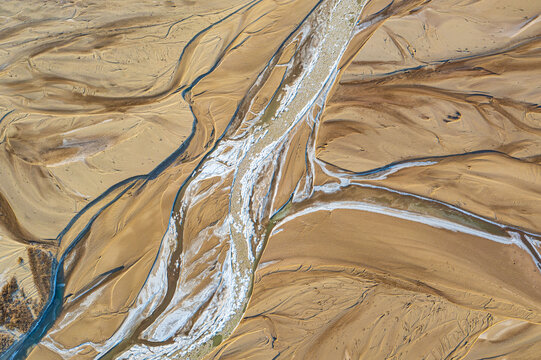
[0,0,540,359]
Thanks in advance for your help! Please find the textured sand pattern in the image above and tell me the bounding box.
[0,0,540,359]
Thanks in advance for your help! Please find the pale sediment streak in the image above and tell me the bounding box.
[276,201,524,247]
[110,0,368,359]
[311,159,541,269]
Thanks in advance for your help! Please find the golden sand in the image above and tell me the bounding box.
[0,0,540,358]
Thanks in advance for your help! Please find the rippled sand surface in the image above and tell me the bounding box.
[0,0,540,358]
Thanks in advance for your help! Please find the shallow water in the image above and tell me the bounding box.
[0,0,540,359]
